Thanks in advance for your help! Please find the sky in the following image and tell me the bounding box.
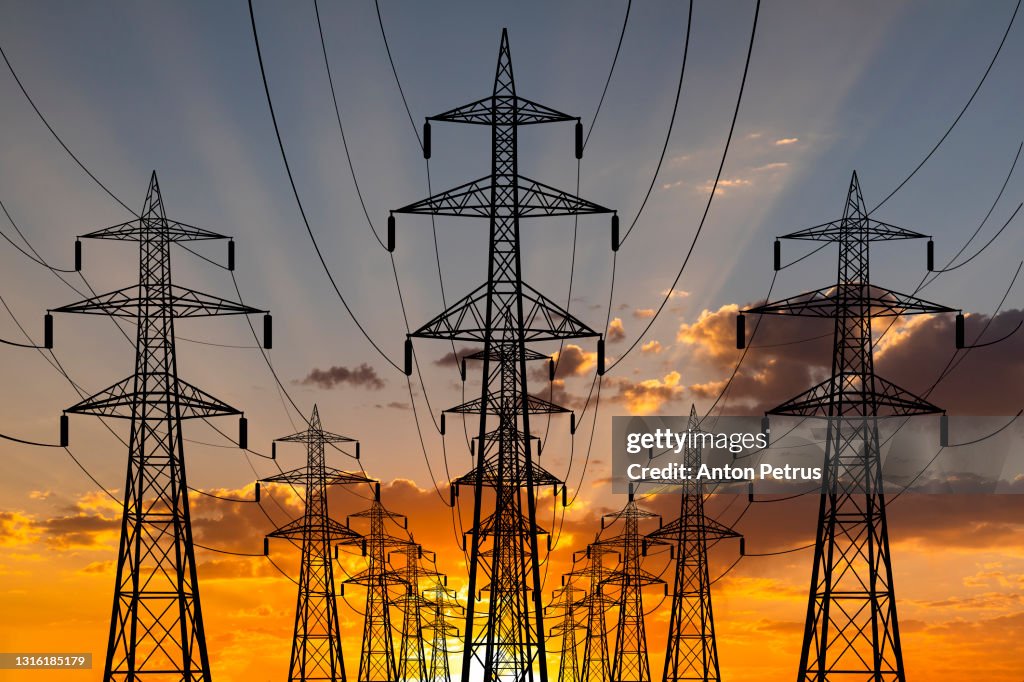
[0,1,1023,680]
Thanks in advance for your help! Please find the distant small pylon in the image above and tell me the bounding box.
[262,405,372,682]
[597,488,664,682]
[646,405,741,682]
[342,484,409,682]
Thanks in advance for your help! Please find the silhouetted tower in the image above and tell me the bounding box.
[392,28,614,682]
[599,489,664,682]
[739,172,956,680]
[547,583,585,682]
[262,405,372,682]
[573,538,617,682]
[646,405,741,682]
[391,536,447,682]
[343,484,409,682]
[392,540,427,682]
[423,582,462,682]
[50,172,270,681]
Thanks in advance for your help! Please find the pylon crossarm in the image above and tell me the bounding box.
[260,466,373,486]
[647,515,741,541]
[276,428,354,443]
[780,218,928,243]
[65,373,241,419]
[81,218,228,243]
[52,284,265,318]
[411,281,598,342]
[268,517,363,543]
[343,567,409,587]
[744,284,955,318]
[445,392,568,416]
[516,175,611,216]
[395,174,608,218]
[599,568,665,588]
[769,373,943,417]
[430,94,575,126]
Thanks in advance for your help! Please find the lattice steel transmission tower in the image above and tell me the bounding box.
[262,405,372,682]
[571,538,617,682]
[738,171,956,681]
[50,172,269,681]
[343,484,409,682]
[599,489,664,682]
[646,405,741,682]
[391,535,450,682]
[391,28,614,682]
[547,583,585,682]
[423,580,462,682]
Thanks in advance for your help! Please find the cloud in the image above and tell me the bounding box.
[0,511,40,548]
[298,364,385,390]
[873,309,1023,414]
[753,162,789,172]
[774,137,799,145]
[701,178,751,196]
[660,289,690,300]
[375,401,410,410]
[607,318,626,343]
[609,371,684,415]
[675,301,1023,416]
[676,303,833,413]
[634,308,656,319]
[433,346,482,367]
[641,340,663,354]
[545,344,599,380]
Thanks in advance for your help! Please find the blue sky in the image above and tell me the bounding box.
[1,0,1021,501]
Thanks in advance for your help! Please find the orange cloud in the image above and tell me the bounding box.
[607,317,626,343]
[640,340,663,354]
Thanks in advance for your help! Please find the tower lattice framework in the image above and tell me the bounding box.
[573,538,617,682]
[547,583,585,682]
[262,405,371,681]
[51,172,268,681]
[646,405,740,682]
[741,171,956,681]
[392,28,613,682]
[343,484,409,682]
[598,490,663,682]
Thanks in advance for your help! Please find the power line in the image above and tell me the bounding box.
[247,0,402,373]
[609,0,761,371]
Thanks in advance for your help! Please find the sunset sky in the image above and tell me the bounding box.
[1,1,1023,680]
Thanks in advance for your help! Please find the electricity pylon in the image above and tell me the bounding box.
[547,583,585,682]
[598,489,664,682]
[572,538,617,682]
[50,172,269,681]
[342,484,409,682]
[646,405,741,682]
[391,535,449,682]
[262,405,372,681]
[392,29,614,682]
[739,171,957,680]
[423,581,462,682]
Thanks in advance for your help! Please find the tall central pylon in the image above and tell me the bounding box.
[646,405,741,682]
[50,172,269,681]
[739,171,957,680]
[262,405,372,682]
[392,29,614,682]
